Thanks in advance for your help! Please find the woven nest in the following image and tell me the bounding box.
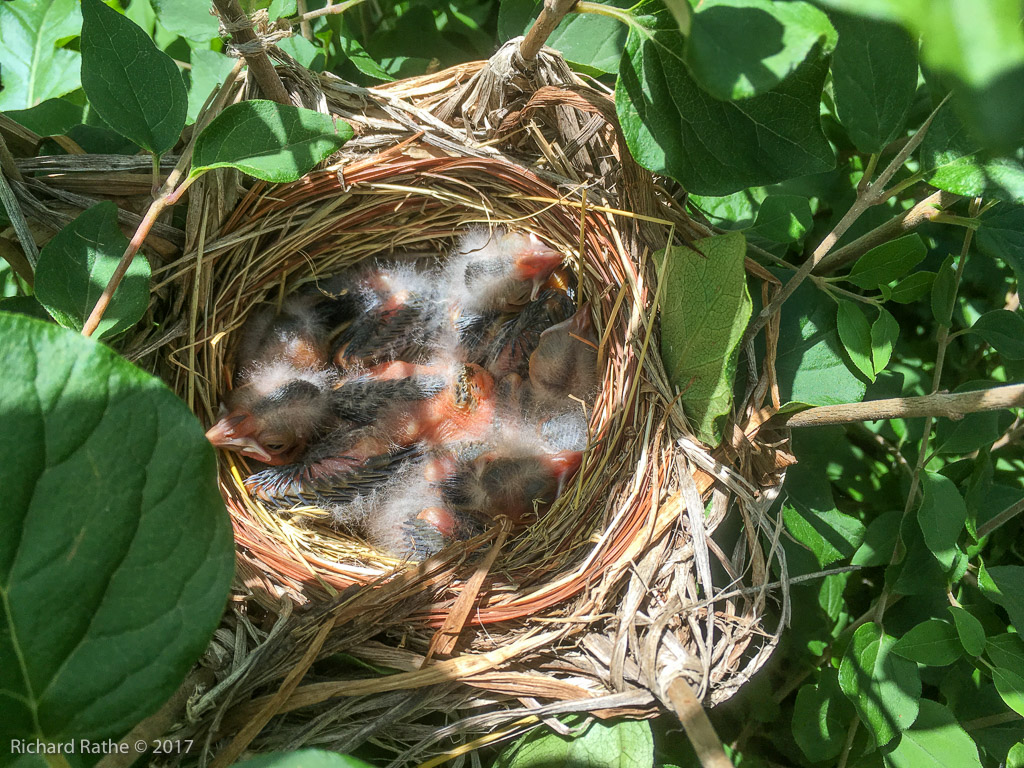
[146,39,790,765]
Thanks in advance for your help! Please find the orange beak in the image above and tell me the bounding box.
[205,412,275,464]
[546,450,584,496]
[514,235,563,300]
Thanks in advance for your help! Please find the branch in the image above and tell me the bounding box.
[212,0,291,106]
[815,190,962,275]
[775,384,1024,429]
[520,0,579,61]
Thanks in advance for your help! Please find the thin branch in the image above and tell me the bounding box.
[212,0,291,106]
[977,498,1024,539]
[815,190,962,275]
[746,94,951,341]
[777,383,1024,428]
[288,0,366,27]
[520,0,579,61]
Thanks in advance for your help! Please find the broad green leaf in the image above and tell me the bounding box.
[993,667,1024,717]
[830,12,918,153]
[966,310,1024,359]
[880,699,983,768]
[934,382,1014,454]
[852,510,901,567]
[685,0,837,101]
[80,0,188,155]
[4,97,85,136]
[233,750,373,768]
[892,620,962,666]
[847,234,928,290]
[871,307,899,375]
[0,296,51,322]
[889,512,950,596]
[986,633,1024,670]
[839,622,921,746]
[748,195,812,243]
[920,100,1024,204]
[931,254,957,326]
[837,300,875,381]
[977,204,1024,281]
[692,189,764,229]
[151,0,219,42]
[0,0,82,110]
[816,0,1024,149]
[186,49,237,125]
[0,314,234,750]
[267,0,298,21]
[792,677,853,762]
[33,202,150,340]
[496,718,653,768]
[775,279,867,406]
[783,505,865,567]
[191,100,353,182]
[947,606,985,657]
[498,0,630,75]
[1011,743,1024,768]
[889,271,936,303]
[657,231,752,442]
[333,16,394,81]
[616,2,835,195]
[916,472,966,570]
[978,564,1024,632]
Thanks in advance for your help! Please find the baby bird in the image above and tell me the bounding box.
[207,293,341,464]
[528,304,600,408]
[328,261,442,370]
[485,289,576,379]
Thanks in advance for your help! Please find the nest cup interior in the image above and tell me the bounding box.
[197,154,660,610]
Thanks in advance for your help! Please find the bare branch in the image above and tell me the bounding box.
[520,0,579,61]
[212,0,291,106]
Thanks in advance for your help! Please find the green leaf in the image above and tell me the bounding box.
[837,299,875,381]
[33,201,150,339]
[977,204,1024,281]
[0,0,82,110]
[657,231,752,442]
[916,472,966,570]
[616,2,835,195]
[775,279,867,406]
[889,271,936,303]
[498,0,629,75]
[0,314,234,749]
[931,254,957,326]
[330,15,393,81]
[847,234,928,290]
[946,606,985,658]
[80,0,188,155]
[871,307,899,375]
[191,100,353,182]
[684,0,837,101]
[978,564,1024,632]
[277,35,326,72]
[1010,743,1024,768]
[880,699,983,768]
[985,633,1024,670]
[892,620,963,666]
[151,0,219,42]
[748,194,812,243]
[186,49,237,125]
[852,510,901,567]
[4,97,85,136]
[792,677,852,762]
[839,622,921,746]
[920,100,1024,204]
[233,750,374,768]
[993,667,1024,718]
[829,11,918,153]
[267,0,298,21]
[496,718,653,768]
[966,310,1024,359]
[784,505,865,567]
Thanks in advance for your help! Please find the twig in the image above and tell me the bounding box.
[212,0,291,106]
[976,498,1024,539]
[0,134,39,268]
[815,190,962,275]
[288,0,365,27]
[777,383,1024,428]
[664,678,733,768]
[520,0,579,61]
[746,94,950,341]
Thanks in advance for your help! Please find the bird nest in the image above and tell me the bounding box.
[151,40,790,765]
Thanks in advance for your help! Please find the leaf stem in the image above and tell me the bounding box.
[574,1,635,26]
[520,0,582,61]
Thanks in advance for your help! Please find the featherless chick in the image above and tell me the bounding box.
[528,304,600,409]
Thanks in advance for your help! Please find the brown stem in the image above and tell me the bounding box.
[520,0,579,61]
[976,497,1024,539]
[777,383,1024,428]
[212,0,291,105]
[745,94,950,341]
[815,190,962,275]
[289,0,365,27]
[664,678,733,768]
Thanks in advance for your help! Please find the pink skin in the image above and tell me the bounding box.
[205,412,306,466]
